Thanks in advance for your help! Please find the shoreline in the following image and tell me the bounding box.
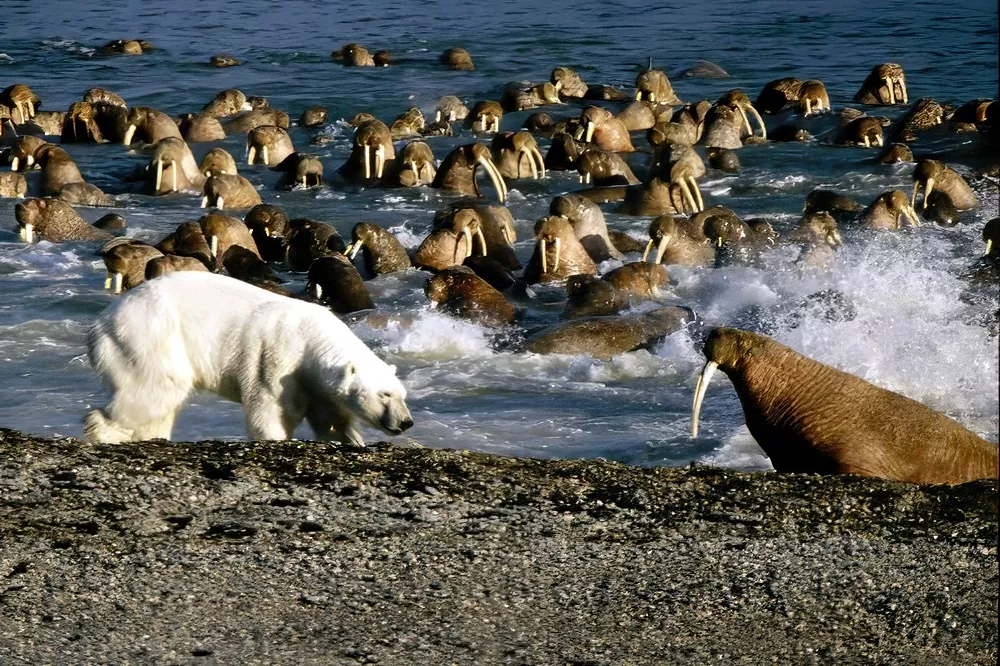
[0,428,996,664]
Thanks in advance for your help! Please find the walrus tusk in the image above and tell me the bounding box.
[241,102,253,112]
[716,237,724,248]
[902,204,920,227]
[654,235,670,265]
[691,360,718,438]
[155,159,163,191]
[580,172,591,185]
[375,144,385,179]
[827,229,843,247]
[25,154,33,167]
[216,196,224,209]
[312,283,323,300]
[689,176,704,211]
[911,181,920,208]
[678,178,697,214]
[22,223,33,244]
[883,78,896,105]
[460,227,474,260]
[10,156,18,171]
[123,124,136,146]
[301,174,308,187]
[552,236,562,272]
[347,242,363,260]
[863,135,871,148]
[875,135,883,147]
[531,147,546,178]
[476,228,487,256]
[804,98,812,116]
[584,121,595,144]
[986,239,993,257]
[539,238,548,273]
[209,235,219,259]
[409,161,419,183]
[635,90,643,101]
[574,125,585,141]
[104,273,113,290]
[26,100,34,117]
[262,145,269,166]
[501,223,514,245]
[247,145,256,165]
[491,116,500,133]
[746,104,767,140]
[921,177,935,209]
[200,196,209,208]
[363,144,371,180]
[642,238,654,262]
[424,162,436,183]
[171,160,178,191]
[477,155,506,202]
[435,110,442,123]
[113,272,123,294]
[737,105,752,137]
[649,92,656,103]
[899,78,908,104]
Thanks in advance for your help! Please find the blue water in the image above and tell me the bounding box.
[0,0,996,468]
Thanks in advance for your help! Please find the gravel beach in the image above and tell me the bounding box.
[0,428,996,665]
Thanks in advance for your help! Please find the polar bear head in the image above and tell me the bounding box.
[337,361,413,435]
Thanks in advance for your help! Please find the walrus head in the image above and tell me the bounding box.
[691,328,770,437]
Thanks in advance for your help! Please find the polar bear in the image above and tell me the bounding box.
[83,271,413,444]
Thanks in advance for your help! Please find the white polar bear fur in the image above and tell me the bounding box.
[83,271,412,444]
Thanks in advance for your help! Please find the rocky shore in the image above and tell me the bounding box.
[0,428,996,664]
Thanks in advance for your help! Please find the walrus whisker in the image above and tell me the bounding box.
[691,360,718,438]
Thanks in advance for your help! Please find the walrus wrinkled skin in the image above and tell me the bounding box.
[575,106,634,152]
[522,216,597,285]
[691,328,998,484]
[544,133,583,171]
[635,68,682,106]
[911,159,978,211]
[339,119,395,183]
[275,152,324,189]
[55,182,115,207]
[390,108,425,139]
[155,221,214,270]
[243,203,290,262]
[201,148,239,178]
[878,143,913,164]
[100,239,163,293]
[575,149,638,186]
[755,78,804,115]
[1,84,41,125]
[425,266,515,327]
[306,254,375,314]
[413,229,473,273]
[433,201,519,270]
[431,143,507,201]
[804,189,863,222]
[210,55,242,67]
[332,43,376,67]
[15,198,112,243]
[550,193,622,263]
[201,174,262,210]
[203,89,252,118]
[146,137,205,195]
[465,100,504,134]
[394,141,437,187]
[246,125,295,167]
[345,222,411,276]
[285,219,346,271]
[524,306,695,360]
[199,214,261,268]
[490,131,546,181]
[435,96,469,124]
[643,214,714,266]
[836,116,885,147]
[890,98,945,142]
[124,107,183,147]
[562,275,630,319]
[145,254,211,280]
[858,190,921,230]
[619,177,689,217]
[551,67,588,99]
[61,101,103,143]
[221,246,289,296]
[23,143,84,196]
[0,172,27,198]
[179,113,226,143]
[853,63,908,106]
[440,48,474,71]
[299,106,328,128]
[223,108,290,134]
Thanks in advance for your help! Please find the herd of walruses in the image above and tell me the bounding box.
[2,41,998,484]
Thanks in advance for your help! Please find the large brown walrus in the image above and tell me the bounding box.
[155,221,214,270]
[911,159,979,211]
[15,198,112,243]
[124,107,183,146]
[853,63,908,106]
[522,216,597,285]
[144,254,211,280]
[99,239,163,293]
[201,174,262,210]
[345,222,411,276]
[425,266,515,327]
[691,328,998,484]
[246,125,295,166]
[431,143,506,201]
[306,254,374,314]
[524,306,695,359]
[146,137,205,195]
[199,214,260,268]
[434,201,519,270]
[440,48,474,71]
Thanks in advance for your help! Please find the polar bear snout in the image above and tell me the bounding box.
[380,394,414,435]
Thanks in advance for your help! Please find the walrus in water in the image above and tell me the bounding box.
[562,275,630,319]
[691,328,998,484]
[434,96,469,124]
[707,147,740,172]
[642,214,714,267]
[199,214,260,267]
[7,136,46,172]
[755,78,804,114]
[201,173,262,210]
[551,67,588,99]
[550,193,623,262]
[146,137,205,194]
[911,159,979,211]
[440,48,474,71]
[0,172,27,198]
[345,222,411,276]
[223,108,290,134]
[285,218,346,271]
[202,89,252,118]
[858,190,921,230]
[522,216,597,285]
[575,149,638,186]
[155,221,214,269]
[835,116,884,147]
[804,189,863,222]
[338,119,395,184]
[524,306,695,360]
[306,254,375,313]
[1,84,41,125]
[490,131,546,181]
[575,106,634,152]
[923,191,961,227]
[244,203,290,262]
[246,125,295,166]
[144,254,211,280]
[434,201,519,270]
[431,143,507,201]
[544,133,583,172]
[124,107,183,146]
[332,43,376,67]
[389,107,425,139]
[32,144,85,196]
[15,198,112,243]
[221,245,288,296]
[55,182,115,207]
[179,113,226,143]
[201,148,238,178]
[100,239,163,293]
[853,63,908,106]
[413,228,473,273]
[603,262,671,299]
[210,55,242,68]
[61,101,103,143]
[465,100,504,134]
[393,141,436,187]
[274,152,323,189]
[425,266,515,327]
[299,106,328,128]
[878,143,913,164]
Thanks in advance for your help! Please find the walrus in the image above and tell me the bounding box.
[222,108,290,134]
[201,148,238,178]
[434,201,519,270]
[691,327,997,484]
[1,84,41,124]
[796,80,830,116]
[26,111,65,136]
[285,218,346,271]
[99,239,162,293]
[635,68,683,106]
[306,254,375,313]
[332,43,376,67]
[853,63,908,106]
[889,98,946,143]
[619,177,690,216]
[144,254,211,280]
[984,217,1000,259]
[544,133,584,171]
[431,143,506,201]
[603,262,671,299]
[0,172,27,198]
[338,119,395,183]
[490,131,546,181]
[373,51,391,67]
[550,193,623,262]
[394,141,436,187]
[923,191,961,227]
[858,190,921,230]
[912,159,978,211]
[550,67,588,99]
[299,106,327,127]
[179,113,226,143]
[575,106,634,152]
[425,266,515,327]
[575,149,638,186]
[413,228,473,273]
[84,88,126,107]
[7,136,47,172]
[707,147,740,172]
[390,107,425,139]
[155,221,214,270]
[55,182,115,207]
[246,125,295,166]
[878,143,913,164]
[100,39,151,55]
[33,144,85,196]
[202,89,252,118]
[440,48,474,71]
[199,214,260,267]
[201,173,262,210]
[241,203,289,262]
[221,245,288,295]
[146,137,205,195]
[756,78,803,114]
[434,96,469,124]
[124,107,183,146]
[209,55,242,67]
[14,198,112,243]
[465,100,504,134]
[93,213,127,232]
[345,222,411,276]
[642,214,714,266]
[463,255,516,292]
[524,306,695,360]
[61,101,103,143]
[562,275,630,319]
[787,211,843,268]
[274,152,323,189]
[803,189,863,222]
[522,216,597,285]
[835,116,884,147]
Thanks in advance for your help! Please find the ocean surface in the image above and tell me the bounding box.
[0,0,996,468]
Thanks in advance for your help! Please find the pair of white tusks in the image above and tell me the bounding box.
[636,91,657,103]
[459,227,488,258]
[911,177,935,210]
[690,361,719,438]
[362,144,386,180]
[247,144,269,166]
[515,147,546,180]
[900,203,921,228]
[574,122,596,144]
[123,124,137,147]
[477,115,500,133]
[677,177,704,213]
[435,110,457,123]
[473,155,507,202]
[406,160,436,185]
[345,242,362,260]
[200,196,224,209]
[12,100,35,123]
[10,155,33,171]
[802,97,829,116]
[154,159,179,192]
[736,104,767,140]
[19,223,34,244]
[538,237,562,274]
[642,234,671,265]
[861,135,884,148]
[881,76,908,105]
[103,272,124,294]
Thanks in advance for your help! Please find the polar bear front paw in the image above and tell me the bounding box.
[83,409,135,444]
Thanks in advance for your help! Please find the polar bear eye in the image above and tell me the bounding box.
[378,390,391,401]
